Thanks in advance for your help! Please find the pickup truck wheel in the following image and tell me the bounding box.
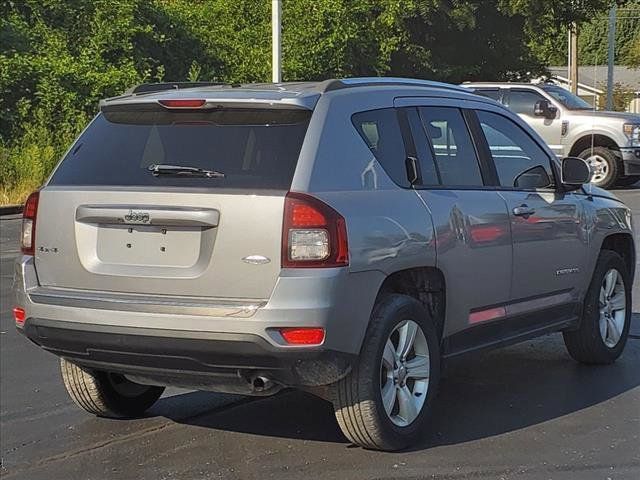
[60,358,164,418]
[616,175,640,187]
[330,294,440,451]
[563,250,631,364]
[578,146,620,189]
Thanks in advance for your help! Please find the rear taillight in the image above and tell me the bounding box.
[282,192,348,268]
[21,191,39,255]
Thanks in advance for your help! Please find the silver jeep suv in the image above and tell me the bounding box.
[14,77,635,451]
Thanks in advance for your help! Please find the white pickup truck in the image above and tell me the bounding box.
[466,82,640,189]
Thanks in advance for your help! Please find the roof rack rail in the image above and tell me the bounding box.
[323,77,468,93]
[127,82,224,95]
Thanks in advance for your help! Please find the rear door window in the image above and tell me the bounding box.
[49,107,311,190]
[418,107,484,187]
[404,108,440,186]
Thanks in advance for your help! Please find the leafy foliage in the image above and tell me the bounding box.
[532,1,640,67]
[0,0,617,203]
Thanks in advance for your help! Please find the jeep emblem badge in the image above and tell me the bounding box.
[123,210,150,224]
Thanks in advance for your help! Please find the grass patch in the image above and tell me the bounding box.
[0,182,40,206]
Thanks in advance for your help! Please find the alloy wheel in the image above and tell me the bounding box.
[598,268,626,348]
[379,320,430,427]
[586,154,609,184]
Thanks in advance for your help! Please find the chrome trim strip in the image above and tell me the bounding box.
[28,287,265,318]
[76,205,220,227]
[506,291,573,317]
[468,290,574,325]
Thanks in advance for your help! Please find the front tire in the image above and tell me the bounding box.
[60,358,165,418]
[563,250,631,364]
[578,146,620,189]
[331,294,440,451]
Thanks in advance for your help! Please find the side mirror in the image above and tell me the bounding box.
[561,157,591,187]
[514,165,552,189]
[534,100,557,119]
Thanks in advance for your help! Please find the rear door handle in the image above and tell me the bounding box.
[512,205,535,217]
[76,205,220,227]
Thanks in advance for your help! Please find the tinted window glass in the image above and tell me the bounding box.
[352,109,408,187]
[418,107,484,186]
[50,108,311,190]
[405,108,439,185]
[506,90,545,116]
[477,110,553,188]
[542,85,592,110]
[474,89,501,101]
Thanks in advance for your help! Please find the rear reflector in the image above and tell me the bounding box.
[279,327,325,345]
[469,306,506,324]
[13,307,26,326]
[158,99,206,108]
[21,191,39,255]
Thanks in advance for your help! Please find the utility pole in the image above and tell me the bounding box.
[606,5,616,110]
[272,0,282,83]
[569,22,578,94]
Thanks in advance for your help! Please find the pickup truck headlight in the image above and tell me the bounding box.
[623,123,640,146]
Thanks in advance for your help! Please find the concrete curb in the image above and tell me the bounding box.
[0,204,23,216]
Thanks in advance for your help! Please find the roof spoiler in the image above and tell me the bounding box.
[126,82,226,95]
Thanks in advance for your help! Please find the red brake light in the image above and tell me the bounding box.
[292,203,326,227]
[21,191,39,255]
[13,307,26,326]
[158,99,206,108]
[282,192,348,268]
[279,327,325,345]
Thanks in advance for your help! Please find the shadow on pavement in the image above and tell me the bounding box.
[155,314,640,451]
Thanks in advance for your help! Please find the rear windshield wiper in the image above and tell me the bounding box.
[148,164,225,178]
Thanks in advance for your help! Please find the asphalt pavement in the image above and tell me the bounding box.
[1,188,639,480]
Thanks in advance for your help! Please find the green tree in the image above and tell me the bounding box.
[532,1,640,66]
[627,35,640,67]
[0,0,622,204]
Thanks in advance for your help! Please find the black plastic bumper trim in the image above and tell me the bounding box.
[22,319,354,387]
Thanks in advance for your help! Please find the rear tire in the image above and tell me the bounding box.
[60,358,164,418]
[578,146,620,189]
[330,294,440,451]
[563,250,631,364]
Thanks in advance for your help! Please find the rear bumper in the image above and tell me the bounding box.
[620,147,640,175]
[13,257,383,390]
[20,318,354,392]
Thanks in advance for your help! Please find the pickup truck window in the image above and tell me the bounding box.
[477,110,553,188]
[505,90,546,117]
[542,85,593,110]
[474,89,501,101]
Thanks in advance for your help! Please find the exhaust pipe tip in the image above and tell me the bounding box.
[251,375,273,392]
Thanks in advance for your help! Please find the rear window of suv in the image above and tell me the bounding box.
[49,106,311,190]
